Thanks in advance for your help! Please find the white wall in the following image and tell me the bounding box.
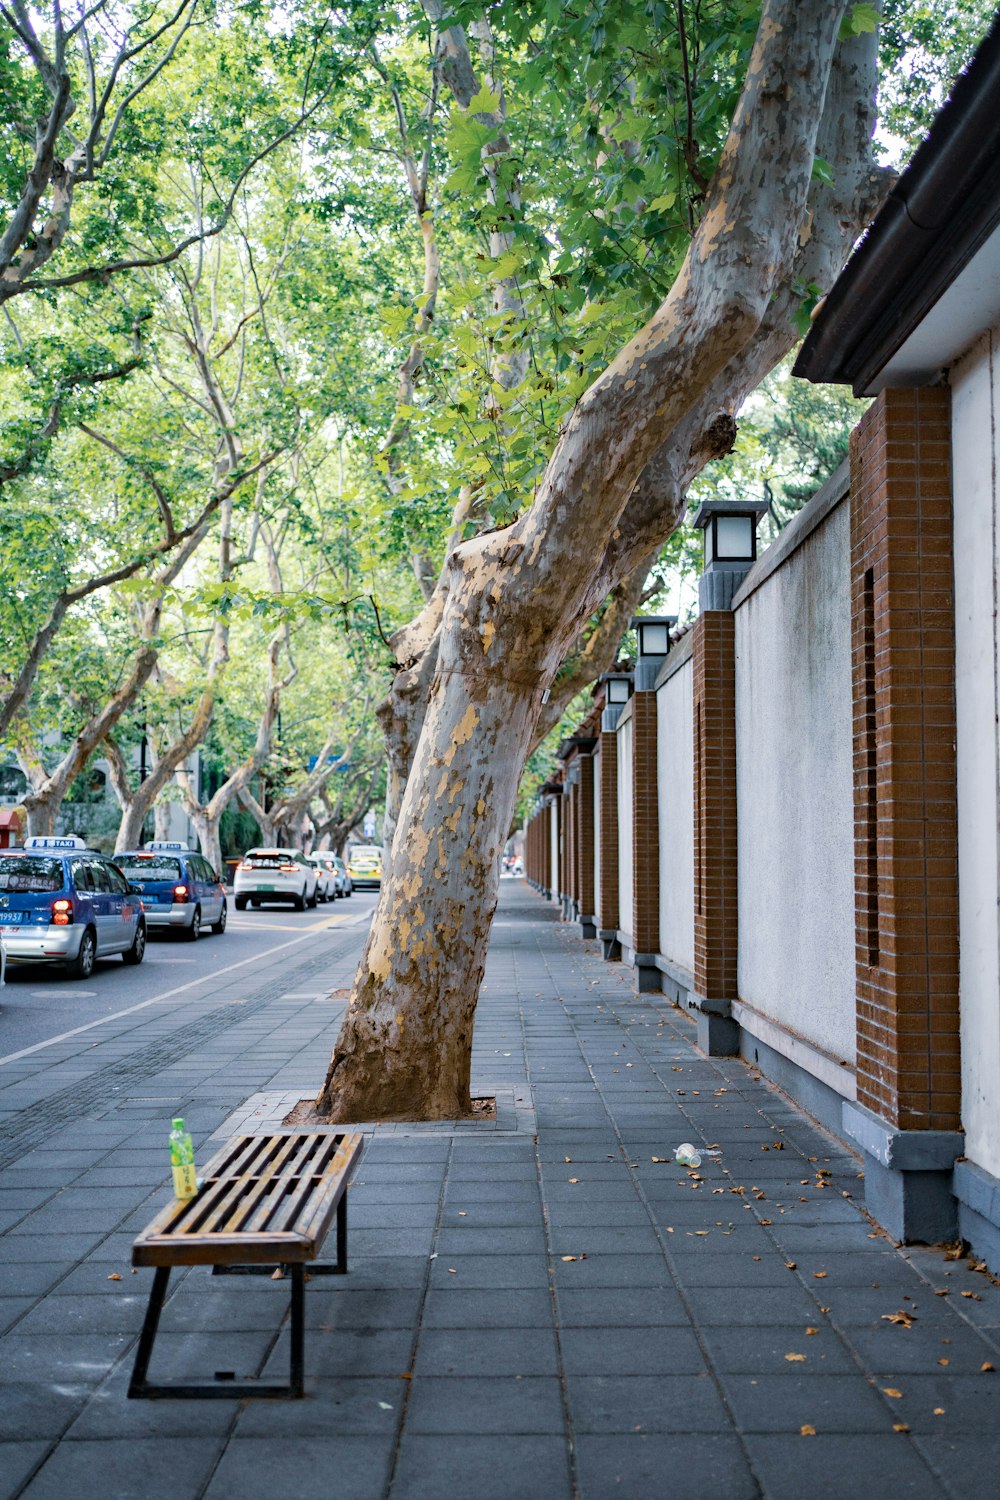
[735,498,856,1071]
[657,658,694,976]
[952,329,1000,1179]
[616,713,633,942]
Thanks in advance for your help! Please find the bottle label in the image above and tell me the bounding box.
[172,1162,198,1200]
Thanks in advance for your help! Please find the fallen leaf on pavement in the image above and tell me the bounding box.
[813,1271,828,1280]
[893,1423,910,1434]
[800,1425,816,1436]
[785,1353,806,1362]
[982,1363,995,1373]
[785,1261,797,1270]
[805,1327,818,1336]
[938,1358,949,1366]
[962,1291,982,1300]
[882,1388,903,1399]
[107,1273,122,1282]
[882,1311,917,1328]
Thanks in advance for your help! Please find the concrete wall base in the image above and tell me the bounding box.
[578,916,597,939]
[696,1008,740,1056]
[598,929,621,961]
[740,1032,848,1140]
[634,960,661,994]
[954,1159,1000,1270]
[843,1100,964,1244]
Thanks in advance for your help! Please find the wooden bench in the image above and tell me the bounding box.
[128,1129,363,1400]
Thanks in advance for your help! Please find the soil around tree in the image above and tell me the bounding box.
[284,1095,497,1127]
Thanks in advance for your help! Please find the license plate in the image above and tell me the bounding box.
[257,884,276,892]
[0,911,24,925]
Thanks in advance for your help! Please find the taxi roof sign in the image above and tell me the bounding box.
[23,835,89,850]
[146,841,189,851]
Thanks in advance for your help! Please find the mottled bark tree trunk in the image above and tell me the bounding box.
[318,0,887,1122]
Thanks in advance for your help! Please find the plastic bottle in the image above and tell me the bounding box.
[169,1117,198,1200]
[675,1142,702,1169]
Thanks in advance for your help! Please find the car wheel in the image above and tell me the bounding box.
[293,889,305,912]
[211,902,227,935]
[251,898,261,909]
[68,927,96,980]
[122,921,146,966]
[185,907,202,941]
[235,896,248,911]
[307,886,318,908]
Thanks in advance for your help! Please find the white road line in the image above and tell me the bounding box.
[0,910,370,1068]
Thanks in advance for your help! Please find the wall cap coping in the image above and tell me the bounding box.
[731,459,850,612]
[689,992,732,1017]
[655,629,694,688]
[953,1157,1000,1225]
[652,953,695,991]
[842,1099,965,1171]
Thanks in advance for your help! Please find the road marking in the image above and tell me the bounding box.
[0,910,370,1068]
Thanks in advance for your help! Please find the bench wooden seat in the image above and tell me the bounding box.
[128,1129,363,1400]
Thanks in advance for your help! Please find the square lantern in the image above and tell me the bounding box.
[600,672,632,704]
[630,615,677,657]
[691,499,769,570]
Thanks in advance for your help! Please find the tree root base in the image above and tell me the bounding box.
[286,1095,496,1127]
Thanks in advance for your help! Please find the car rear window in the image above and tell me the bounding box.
[117,856,183,881]
[0,856,63,892]
[247,852,296,868]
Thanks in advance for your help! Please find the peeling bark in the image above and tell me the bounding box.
[319,0,886,1123]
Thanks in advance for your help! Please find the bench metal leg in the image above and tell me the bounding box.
[128,1262,308,1400]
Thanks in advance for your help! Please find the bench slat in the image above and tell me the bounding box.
[132,1132,363,1268]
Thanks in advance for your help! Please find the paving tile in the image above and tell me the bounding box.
[698,1324,855,1375]
[566,1373,729,1433]
[404,1375,565,1433]
[391,1434,572,1500]
[574,1433,758,1500]
[719,1372,896,1432]
[421,1289,553,1330]
[413,1326,559,1377]
[20,1438,223,1500]
[744,1434,946,1499]
[0,1441,49,1500]
[203,1437,391,1500]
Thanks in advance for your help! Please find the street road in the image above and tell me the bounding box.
[0,892,379,1060]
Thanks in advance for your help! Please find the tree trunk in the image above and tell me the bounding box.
[317,657,541,1119]
[318,0,886,1122]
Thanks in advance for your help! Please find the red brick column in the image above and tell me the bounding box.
[631,689,661,991]
[849,388,959,1134]
[691,610,740,1052]
[577,753,596,937]
[597,729,620,959]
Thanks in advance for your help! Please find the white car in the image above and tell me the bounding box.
[233,848,319,911]
[303,853,337,902]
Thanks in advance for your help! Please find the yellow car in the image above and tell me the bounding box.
[347,846,383,890]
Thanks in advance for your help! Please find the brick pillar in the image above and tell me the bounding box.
[577,753,596,938]
[631,689,661,992]
[565,777,577,920]
[597,729,620,960]
[691,610,740,1054]
[843,387,961,1243]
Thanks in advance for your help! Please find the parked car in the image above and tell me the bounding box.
[331,855,352,898]
[346,845,382,890]
[116,842,227,939]
[233,848,319,910]
[303,852,337,902]
[0,834,146,978]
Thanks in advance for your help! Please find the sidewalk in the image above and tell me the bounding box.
[2,883,999,1499]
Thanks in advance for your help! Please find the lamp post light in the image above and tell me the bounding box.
[599,670,633,730]
[691,499,769,610]
[630,614,678,690]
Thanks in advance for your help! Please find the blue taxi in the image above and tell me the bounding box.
[115,842,227,940]
[0,835,146,979]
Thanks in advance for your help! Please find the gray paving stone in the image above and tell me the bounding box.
[204,1437,392,1500]
[404,1375,565,1434]
[699,1323,856,1375]
[566,1373,729,1433]
[0,1441,49,1500]
[744,1434,946,1499]
[555,1286,690,1328]
[20,1438,223,1500]
[561,1325,707,1377]
[391,1434,572,1500]
[574,1433,758,1500]
[719,1372,897,1432]
[428,1254,551,1290]
[421,1289,553,1329]
[414,1326,559,1377]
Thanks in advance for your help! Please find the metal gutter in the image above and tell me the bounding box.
[793,14,1000,395]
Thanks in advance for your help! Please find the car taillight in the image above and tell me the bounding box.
[51,899,73,926]
[173,884,190,899]
[237,859,252,870]
[279,863,298,873]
